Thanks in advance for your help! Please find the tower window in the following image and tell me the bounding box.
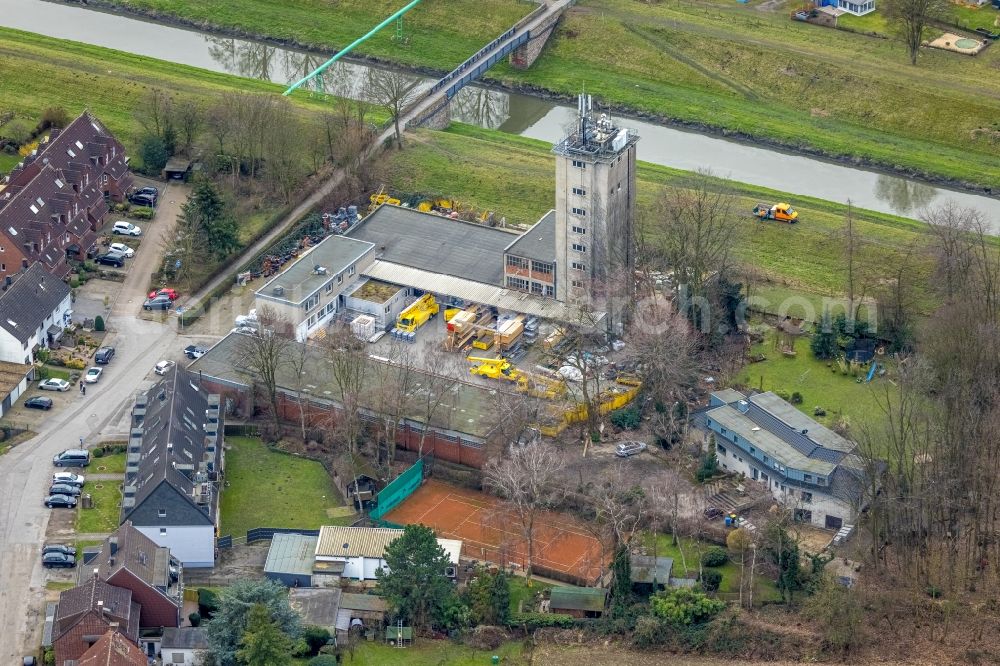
[506,255,528,270]
[572,243,587,253]
[571,280,584,288]
[531,261,552,275]
[571,261,586,271]
[572,187,586,196]
[571,160,586,169]
[571,226,586,235]
[571,207,586,216]
[544,285,554,297]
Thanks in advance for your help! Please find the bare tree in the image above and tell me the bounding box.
[591,462,646,547]
[484,442,565,582]
[286,339,312,443]
[365,69,421,149]
[368,342,415,478]
[884,0,948,65]
[411,346,462,457]
[134,88,172,139]
[174,98,204,156]
[325,327,368,457]
[264,109,306,202]
[645,171,740,333]
[233,306,293,432]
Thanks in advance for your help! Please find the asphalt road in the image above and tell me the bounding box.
[0,183,187,659]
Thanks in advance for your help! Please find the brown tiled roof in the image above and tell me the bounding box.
[76,629,146,666]
[53,579,140,645]
[95,522,173,592]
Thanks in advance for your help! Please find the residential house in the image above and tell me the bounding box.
[0,111,133,279]
[548,586,607,618]
[0,262,72,364]
[0,360,31,417]
[314,526,461,581]
[255,234,376,341]
[159,627,210,666]
[52,579,140,666]
[86,521,183,628]
[699,389,868,529]
[120,367,224,568]
[630,555,673,592]
[76,629,148,666]
[814,0,876,15]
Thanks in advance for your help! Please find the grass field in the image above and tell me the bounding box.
[735,331,894,430]
[219,436,344,537]
[0,152,21,176]
[92,452,126,475]
[0,27,377,165]
[380,124,945,310]
[100,0,1000,187]
[340,640,524,665]
[508,575,552,614]
[76,479,123,534]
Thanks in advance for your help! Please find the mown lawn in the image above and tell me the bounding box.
[382,124,944,310]
[508,575,552,614]
[735,330,896,431]
[0,151,22,176]
[92,452,127,475]
[76,479,124,534]
[220,437,344,537]
[340,639,524,665]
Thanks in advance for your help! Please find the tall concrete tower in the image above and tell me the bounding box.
[552,95,638,335]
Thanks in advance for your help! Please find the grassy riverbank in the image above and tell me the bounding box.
[96,0,1000,188]
[380,123,943,314]
[0,27,370,152]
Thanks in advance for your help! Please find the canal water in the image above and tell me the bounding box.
[3,0,999,222]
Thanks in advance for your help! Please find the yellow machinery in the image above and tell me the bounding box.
[447,306,494,351]
[752,202,799,223]
[444,308,461,322]
[466,356,566,399]
[396,294,439,333]
[538,375,643,437]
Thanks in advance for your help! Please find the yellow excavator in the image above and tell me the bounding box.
[466,356,566,399]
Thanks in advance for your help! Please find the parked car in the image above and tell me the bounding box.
[24,396,53,410]
[39,378,70,392]
[112,221,142,236]
[95,253,124,268]
[52,472,85,486]
[135,186,159,197]
[52,449,90,467]
[128,192,157,207]
[44,494,77,508]
[49,483,82,497]
[43,543,78,557]
[95,346,115,364]
[154,360,176,375]
[84,367,103,384]
[148,288,179,300]
[42,551,76,568]
[184,345,207,359]
[108,242,135,258]
[143,295,173,311]
[615,441,647,458]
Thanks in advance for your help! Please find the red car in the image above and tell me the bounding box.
[148,288,179,300]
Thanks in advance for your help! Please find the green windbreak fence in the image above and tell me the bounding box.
[371,458,424,523]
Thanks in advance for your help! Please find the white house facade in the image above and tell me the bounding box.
[0,263,71,365]
[699,389,868,530]
[315,526,461,581]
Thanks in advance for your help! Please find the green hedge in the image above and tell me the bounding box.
[509,612,574,630]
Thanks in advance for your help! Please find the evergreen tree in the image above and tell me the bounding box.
[205,579,300,666]
[178,179,239,259]
[236,603,293,666]
[609,544,633,617]
[376,524,455,633]
[466,567,510,625]
[810,309,839,360]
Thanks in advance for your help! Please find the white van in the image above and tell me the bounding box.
[112,221,142,236]
[615,441,647,458]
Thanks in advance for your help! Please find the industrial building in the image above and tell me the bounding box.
[253,96,637,342]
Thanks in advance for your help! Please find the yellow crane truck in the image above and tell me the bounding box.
[396,294,440,333]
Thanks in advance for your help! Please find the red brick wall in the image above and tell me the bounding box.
[108,570,179,629]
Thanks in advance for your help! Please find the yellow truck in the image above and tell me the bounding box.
[396,294,440,333]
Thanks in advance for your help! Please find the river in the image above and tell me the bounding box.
[3,0,999,222]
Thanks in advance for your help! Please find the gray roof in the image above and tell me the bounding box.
[504,210,555,263]
[121,367,222,526]
[347,205,518,285]
[631,555,673,584]
[0,263,69,343]
[265,533,319,577]
[289,587,342,629]
[161,626,209,650]
[257,234,374,305]
[339,592,388,613]
[707,390,856,477]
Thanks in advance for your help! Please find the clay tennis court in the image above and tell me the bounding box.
[384,479,608,585]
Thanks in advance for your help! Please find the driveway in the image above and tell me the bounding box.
[0,183,188,660]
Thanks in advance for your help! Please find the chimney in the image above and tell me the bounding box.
[109,537,118,556]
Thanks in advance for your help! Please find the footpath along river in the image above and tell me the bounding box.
[4,0,1000,223]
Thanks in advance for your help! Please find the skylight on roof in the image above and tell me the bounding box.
[75,140,84,150]
[6,319,16,328]
[7,227,16,236]
[66,149,76,158]
[35,197,44,207]
[54,178,64,188]
[29,205,38,214]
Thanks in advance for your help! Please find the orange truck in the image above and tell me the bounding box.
[752,202,799,223]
